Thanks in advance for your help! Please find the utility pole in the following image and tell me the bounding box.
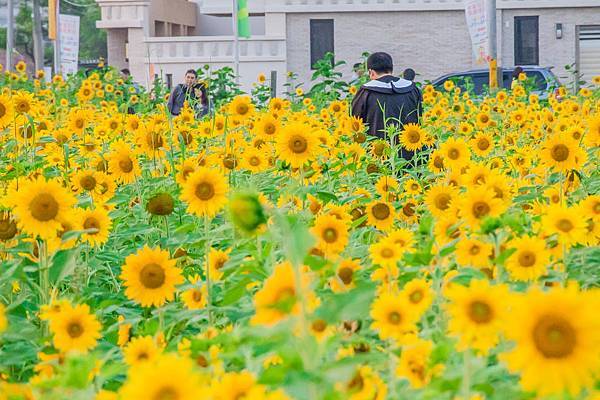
[53,1,61,75]
[486,0,501,89]
[6,0,14,70]
[33,0,44,72]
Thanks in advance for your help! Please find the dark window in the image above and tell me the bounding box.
[166,73,173,90]
[514,16,539,65]
[310,19,334,69]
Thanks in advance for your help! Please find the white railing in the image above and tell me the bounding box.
[199,0,265,15]
[144,36,286,64]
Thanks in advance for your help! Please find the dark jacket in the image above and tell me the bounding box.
[351,76,423,159]
[167,83,206,116]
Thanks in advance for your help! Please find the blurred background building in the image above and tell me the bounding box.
[94,0,600,93]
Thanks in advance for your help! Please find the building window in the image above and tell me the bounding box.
[166,74,173,90]
[310,19,334,69]
[514,16,539,65]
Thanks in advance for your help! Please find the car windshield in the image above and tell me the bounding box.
[437,70,551,95]
[503,71,550,91]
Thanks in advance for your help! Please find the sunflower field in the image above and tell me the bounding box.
[0,60,599,400]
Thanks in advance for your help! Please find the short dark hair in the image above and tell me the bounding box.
[512,66,524,79]
[121,68,130,75]
[367,52,393,74]
[185,69,197,77]
[403,68,416,81]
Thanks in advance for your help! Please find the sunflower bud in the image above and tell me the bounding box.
[146,193,175,216]
[228,193,267,235]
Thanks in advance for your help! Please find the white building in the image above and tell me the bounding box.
[96,0,600,94]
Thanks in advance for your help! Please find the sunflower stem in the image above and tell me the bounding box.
[204,216,213,326]
[461,349,472,399]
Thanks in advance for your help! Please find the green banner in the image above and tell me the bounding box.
[237,0,251,38]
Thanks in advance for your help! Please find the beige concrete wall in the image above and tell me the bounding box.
[107,28,129,71]
[286,10,475,86]
[500,7,600,85]
[149,0,196,28]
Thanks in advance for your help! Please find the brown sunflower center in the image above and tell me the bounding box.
[192,289,203,303]
[139,263,166,289]
[338,267,354,285]
[312,319,327,332]
[119,157,134,173]
[518,251,536,267]
[448,148,460,160]
[67,321,84,338]
[263,123,276,135]
[0,102,6,117]
[472,201,491,218]
[195,182,215,201]
[403,202,415,217]
[75,119,84,129]
[236,103,249,115]
[469,245,480,255]
[468,301,493,324]
[477,138,490,150]
[387,311,402,325]
[83,217,100,234]
[372,203,391,220]
[407,130,421,143]
[249,156,261,166]
[409,289,423,304]
[556,218,573,232]
[289,135,308,154]
[154,387,178,400]
[80,175,97,191]
[29,193,59,222]
[381,248,394,258]
[0,218,17,241]
[433,155,444,169]
[533,314,576,358]
[551,144,569,162]
[434,193,451,211]
[322,227,338,243]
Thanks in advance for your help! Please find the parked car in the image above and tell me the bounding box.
[431,66,560,99]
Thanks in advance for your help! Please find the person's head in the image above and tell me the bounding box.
[403,68,416,81]
[367,52,394,80]
[121,68,131,78]
[512,66,523,80]
[184,69,197,86]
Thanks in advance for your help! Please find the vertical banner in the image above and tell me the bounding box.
[465,0,489,64]
[237,0,251,38]
[48,0,57,40]
[59,14,80,75]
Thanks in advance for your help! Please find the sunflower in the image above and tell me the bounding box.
[123,335,162,366]
[501,285,600,396]
[120,246,184,307]
[181,280,208,310]
[119,354,204,400]
[48,303,101,353]
[253,113,280,141]
[540,134,587,172]
[179,167,229,218]
[370,292,418,341]
[241,146,269,173]
[399,123,425,151]
[336,366,388,400]
[107,142,140,184]
[402,278,433,316]
[541,204,587,247]
[455,237,493,268]
[439,137,471,170]
[0,94,14,128]
[505,236,550,282]
[475,111,492,128]
[470,132,494,157]
[374,176,399,201]
[424,184,458,218]
[251,261,311,326]
[369,238,402,274]
[403,178,421,196]
[458,189,503,228]
[386,228,414,252]
[444,279,509,354]
[212,371,265,400]
[78,207,112,246]
[311,214,349,258]
[396,338,435,389]
[275,123,321,168]
[11,177,77,239]
[329,259,361,293]
[366,200,396,231]
[12,91,36,114]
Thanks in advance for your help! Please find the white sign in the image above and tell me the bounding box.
[59,14,80,75]
[464,0,489,64]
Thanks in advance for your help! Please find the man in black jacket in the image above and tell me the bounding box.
[167,69,208,117]
[351,52,423,161]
